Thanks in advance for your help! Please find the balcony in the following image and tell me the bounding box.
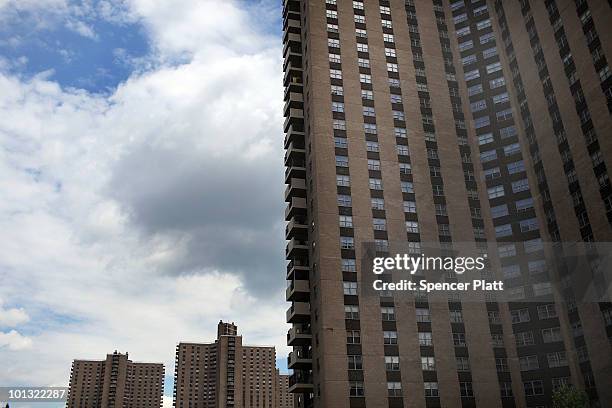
[284,143,306,166]
[283,106,304,132]
[283,91,303,115]
[284,178,306,203]
[285,216,307,240]
[286,260,309,280]
[288,371,313,394]
[283,13,301,33]
[286,278,309,302]
[288,350,312,370]
[284,162,306,184]
[285,196,306,222]
[283,40,302,65]
[284,124,305,148]
[286,238,308,259]
[287,326,312,346]
[286,302,310,323]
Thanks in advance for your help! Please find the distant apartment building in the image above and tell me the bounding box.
[66,351,164,408]
[283,0,612,407]
[278,373,293,408]
[173,321,287,408]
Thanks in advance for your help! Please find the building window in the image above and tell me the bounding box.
[511,308,530,323]
[349,381,364,397]
[547,351,568,368]
[416,307,431,322]
[480,149,497,163]
[511,178,529,193]
[336,155,349,167]
[484,167,501,180]
[515,331,535,347]
[387,382,402,397]
[342,259,356,272]
[421,356,436,371]
[343,281,358,296]
[339,215,353,228]
[345,305,359,319]
[336,174,350,186]
[523,380,544,396]
[424,382,439,397]
[500,382,513,398]
[468,84,483,96]
[384,356,400,371]
[340,236,354,249]
[347,330,361,344]
[406,221,419,233]
[381,307,396,321]
[459,382,474,397]
[383,331,398,345]
[419,332,433,346]
[369,178,383,191]
[456,356,470,371]
[487,185,505,199]
[348,355,363,370]
[465,69,480,81]
[507,160,524,174]
[496,357,508,372]
[371,198,384,210]
[453,332,466,346]
[337,194,352,207]
[368,159,380,171]
[519,355,539,371]
[373,218,386,231]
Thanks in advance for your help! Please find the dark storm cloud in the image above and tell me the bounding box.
[107,142,286,296]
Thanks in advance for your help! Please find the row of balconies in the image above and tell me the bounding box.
[282,1,313,396]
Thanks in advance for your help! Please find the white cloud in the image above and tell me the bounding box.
[0,298,30,327]
[0,330,33,351]
[0,0,288,391]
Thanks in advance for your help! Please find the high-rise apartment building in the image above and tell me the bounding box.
[66,351,164,408]
[278,373,293,408]
[173,321,284,408]
[283,0,612,407]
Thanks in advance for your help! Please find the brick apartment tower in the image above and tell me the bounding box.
[173,321,282,408]
[283,0,612,407]
[278,373,293,408]
[66,351,164,408]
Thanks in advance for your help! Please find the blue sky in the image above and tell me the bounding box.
[0,1,288,406]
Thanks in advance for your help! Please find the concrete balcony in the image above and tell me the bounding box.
[288,350,312,370]
[284,124,305,148]
[288,372,313,394]
[283,108,304,133]
[286,278,309,302]
[284,178,306,202]
[286,302,310,323]
[284,143,306,166]
[286,260,309,280]
[283,91,303,115]
[284,163,306,184]
[284,197,306,222]
[286,238,308,260]
[287,327,312,347]
[285,216,307,240]
[283,14,301,33]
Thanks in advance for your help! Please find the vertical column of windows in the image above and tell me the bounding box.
[542,0,612,224]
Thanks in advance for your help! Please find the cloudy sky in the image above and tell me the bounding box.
[0,0,288,405]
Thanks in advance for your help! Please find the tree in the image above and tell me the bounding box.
[552,385,589,408]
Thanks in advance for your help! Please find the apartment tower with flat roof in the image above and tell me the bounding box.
[66,351,164,408]
[173,321,283,408]
[283,0,612,407]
